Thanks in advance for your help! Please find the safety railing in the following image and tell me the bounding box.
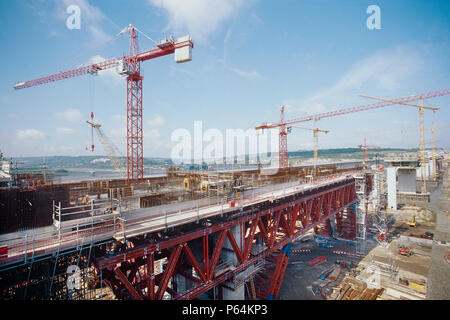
[114,173,355,240]
[53,198,120,230]
[0,171,357,269]
[0,205,122,270]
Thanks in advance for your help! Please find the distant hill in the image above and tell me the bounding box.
[9,147,421,170]
[11,156,173,170]
[289,147,419,159]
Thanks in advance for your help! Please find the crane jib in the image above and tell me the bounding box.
[256,88,450,129]
[13,39,193,90]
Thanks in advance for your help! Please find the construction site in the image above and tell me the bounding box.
[0,3,449,304]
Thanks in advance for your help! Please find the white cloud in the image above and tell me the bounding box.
[145,128,161,139]
[56,127,76,135]
[89,55,124,83]
[286,45,424,115]
[55,108,82,122]
[49,30,61,37]
[169,65,195,77]
[221,25,263,80]
[226,66,263,80]
[111,114,126,122]
[148,0,247,41]
[46,145,79,154]
[147,114,165,127]
[17,129,45,141]
[88,25,113,43]
[53,0,118,45]
[109,127,127,139]
[60,0,105,23]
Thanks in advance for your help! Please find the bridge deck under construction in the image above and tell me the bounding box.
[0,170,362,300]
[0,173,354,269]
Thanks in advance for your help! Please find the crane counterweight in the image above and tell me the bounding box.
[13,24,193,184]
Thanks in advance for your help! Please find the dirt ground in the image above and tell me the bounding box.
[278,237,378,300]
[279,204,438,300]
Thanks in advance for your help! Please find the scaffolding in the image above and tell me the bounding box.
[373,166,389,247]
[355,173,368,254]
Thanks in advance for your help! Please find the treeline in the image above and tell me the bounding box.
[289,147,418,158]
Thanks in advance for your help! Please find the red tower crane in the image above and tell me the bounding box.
[279,105,289,168]
[13,24,193,184]
[255,89,449,168]
[358,138,380,162]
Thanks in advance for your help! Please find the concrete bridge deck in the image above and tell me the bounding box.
[0,173,355,270]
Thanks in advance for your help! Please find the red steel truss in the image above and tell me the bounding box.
[126,26,144,182]
[13,25,194,184]
[335,206,357,240]
[279,106,288,168]
[94,179,356,300]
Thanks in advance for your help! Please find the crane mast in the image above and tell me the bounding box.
[256,89,449,169]
[358,94,440,193]
[288,122,329,176]
[14,24,193,184]
[358,138,380,162]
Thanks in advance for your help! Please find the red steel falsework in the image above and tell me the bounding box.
[94,178,356,300]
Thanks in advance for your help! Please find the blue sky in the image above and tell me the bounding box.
[0,0,449,158]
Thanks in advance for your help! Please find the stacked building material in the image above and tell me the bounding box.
[327,266,341,281]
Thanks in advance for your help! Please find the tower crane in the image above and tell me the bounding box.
[431,123,449,181]
[255,89,449,169]
[288,122,329,176]
[13,24,193,184]
[358,137,380,163]
[87,113,125,174]
[275,106,329,169]
[358,93,440,193]
[400,124,449,181]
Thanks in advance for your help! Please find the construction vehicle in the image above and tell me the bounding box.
[335,260,347,269]
[424,232,434,238]
[407,215,417,227]
[398,245,414,257]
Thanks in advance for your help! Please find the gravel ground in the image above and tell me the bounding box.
[426,163,450,300]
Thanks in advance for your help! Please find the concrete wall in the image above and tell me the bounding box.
[416,162,433,180]
[387,167,397,211]
[221,225,245,300]
[397,168,416,193]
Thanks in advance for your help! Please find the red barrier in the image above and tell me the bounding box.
[308,256,326,266]
[0,246,8,259]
